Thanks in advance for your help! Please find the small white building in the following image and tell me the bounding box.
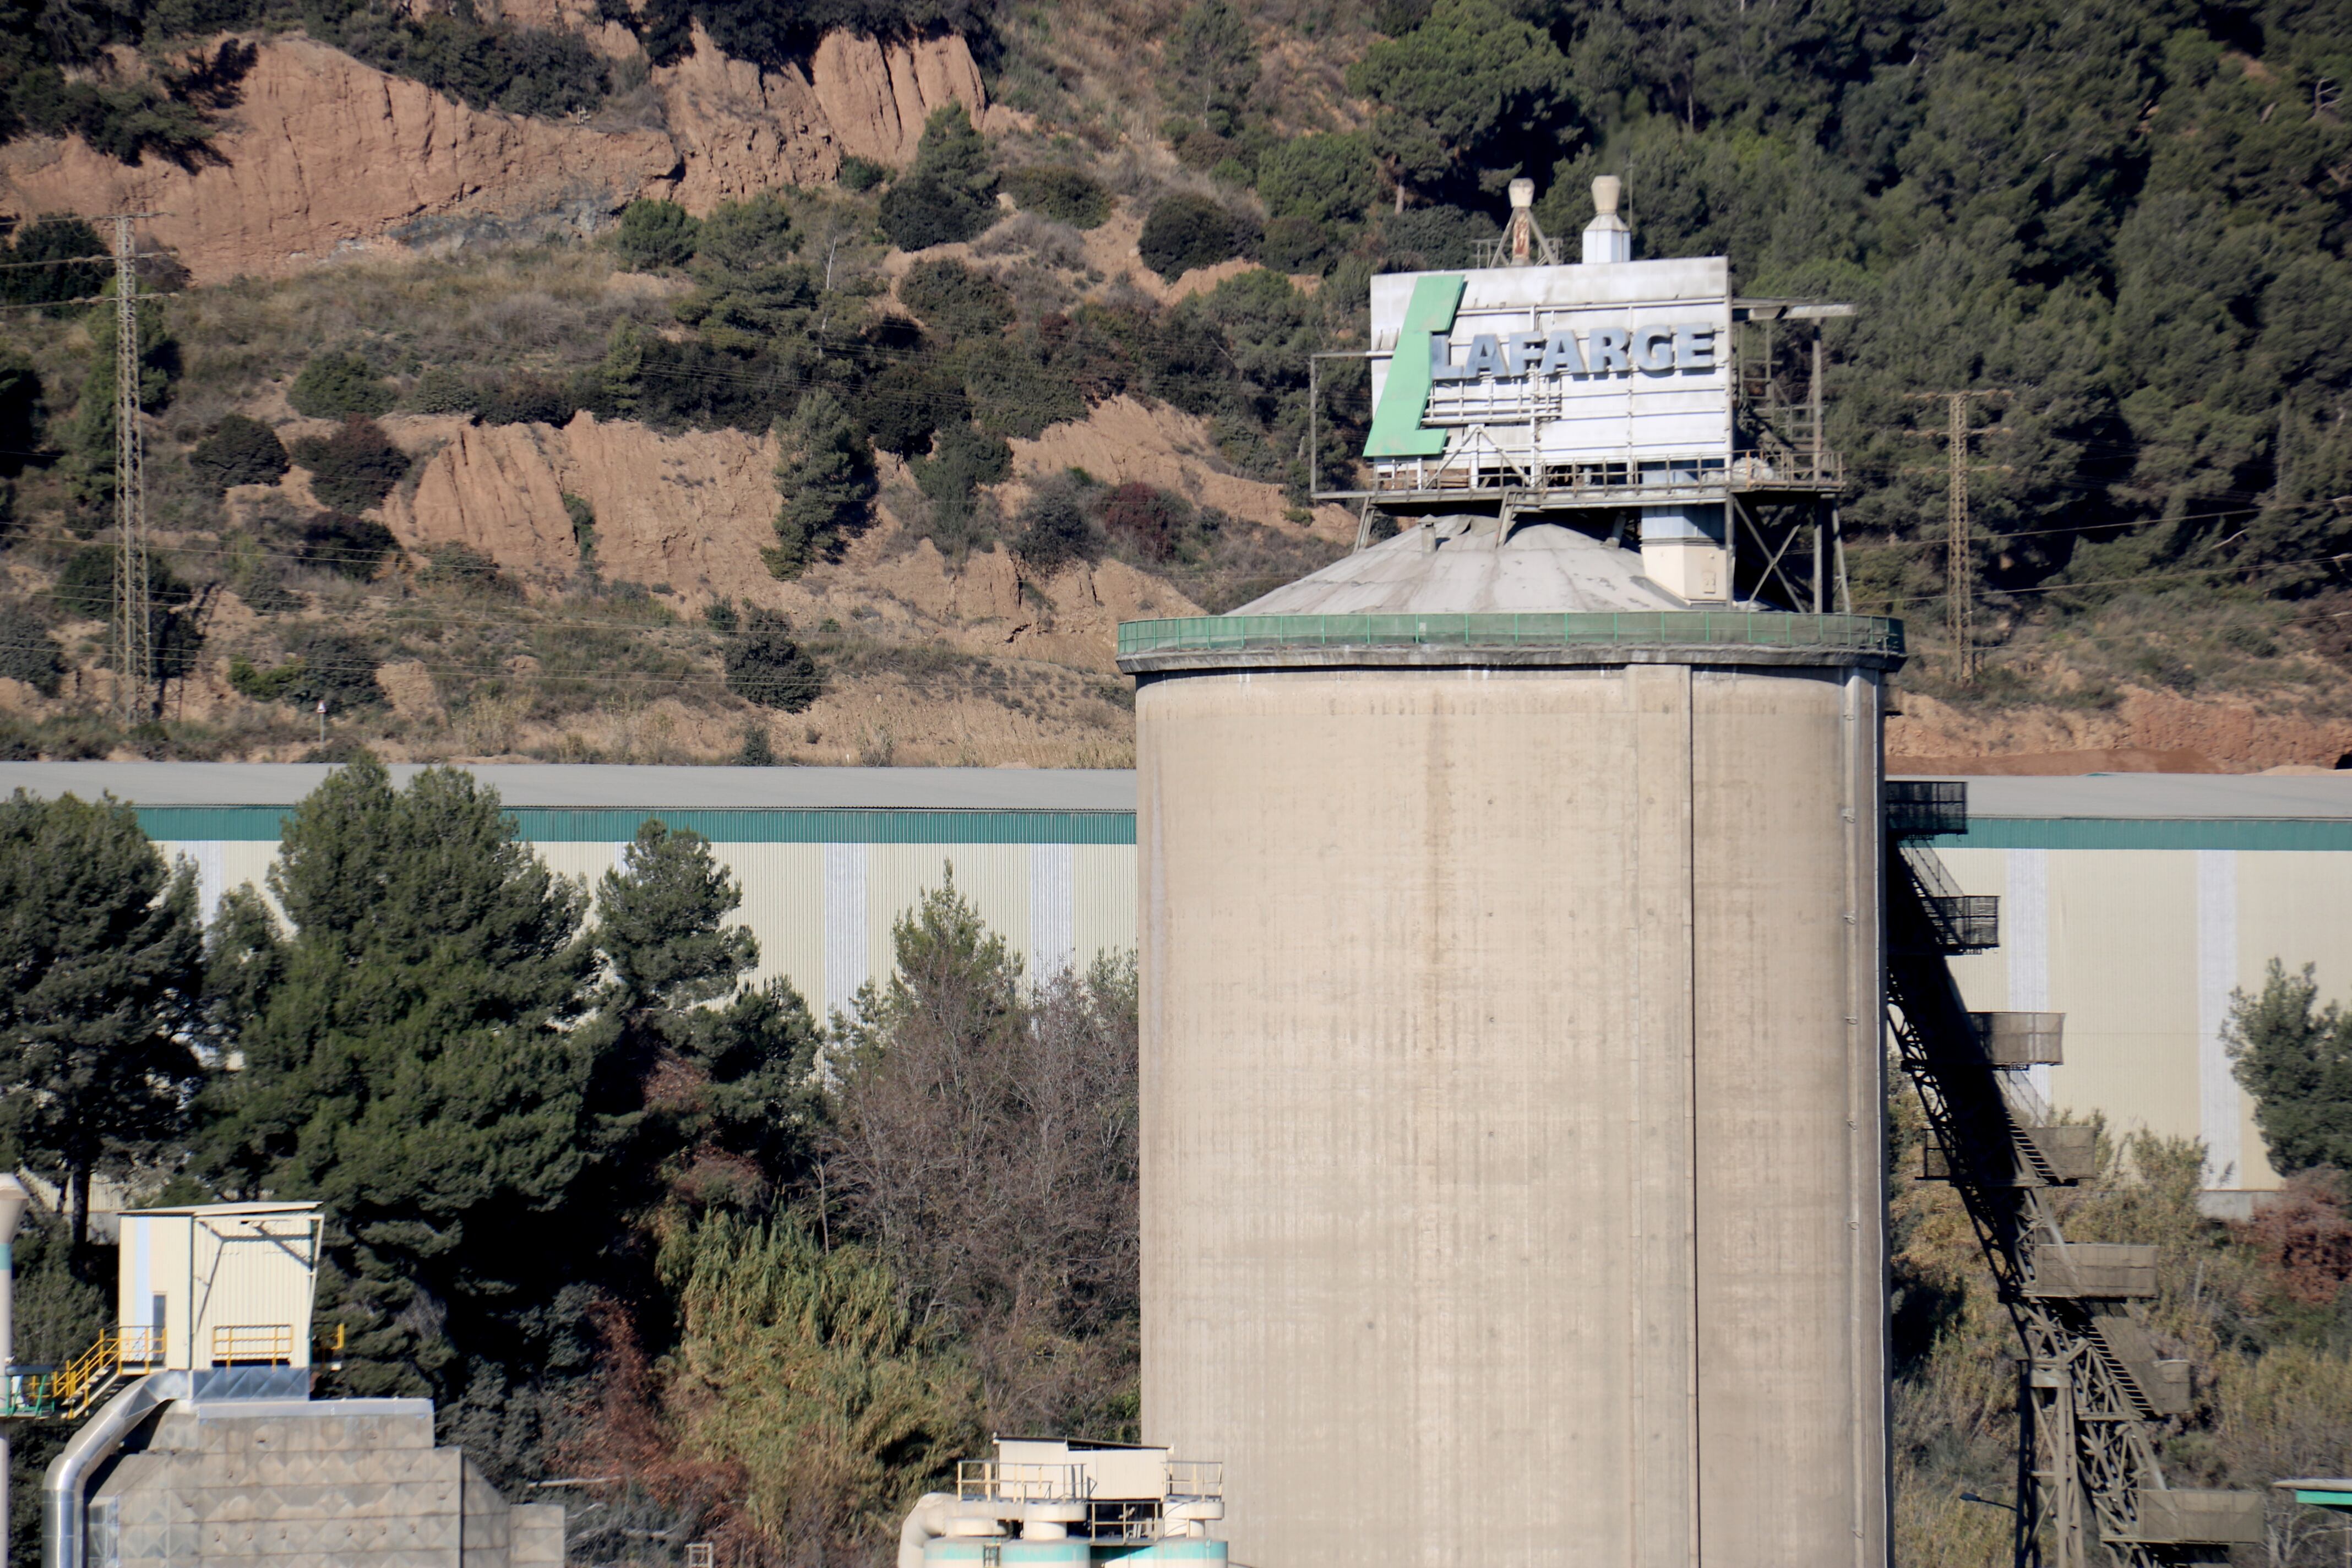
[115,1201,322,1372]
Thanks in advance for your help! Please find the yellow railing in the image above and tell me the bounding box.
[57,1326,162,1418]
[211,1324,295,1365]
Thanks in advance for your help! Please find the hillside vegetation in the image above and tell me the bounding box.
[2,0,2350,762]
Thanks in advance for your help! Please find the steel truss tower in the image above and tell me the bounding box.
[1885,781,2263,1568]
[112,214,154,724]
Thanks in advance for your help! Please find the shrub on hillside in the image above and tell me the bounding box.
[899,259,1014,341]
[1101,482,1188,562]
[1139,194,1259,281]
[1379,204,1499,270]
[857,360,969,460]
[0,600,63,696]
[288,352,394,419]
[418,543,516,596]
[228,631,384,711]
[692,193,795,275]
[839,156,891,193]
[1010,478,1102,576]
[956,335,1085,440]
[1004,166,1111,230]
[315,8,608,119]
[0,216,108,308]
[880,173,990,250]
[187,413,289,492]
[50,546,118,620]
[766,390,875,578]
[410,366,480,416]
[1255,133,1375,226]
[292,511,399,579]
[614,199,701,270]
[238,571,302,616]
[288,418,408,513]
[878,105,999,251]
[1259,215,1335,274]
[723,608,822,711]
[476,374,577,428]
[913,420,1012,508]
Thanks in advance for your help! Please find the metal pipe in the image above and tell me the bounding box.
[43,1370,186,1568]
[896,1491,956,1568]
[0,1171,29,1566]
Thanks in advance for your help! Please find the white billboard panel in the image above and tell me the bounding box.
[1363,256,1732,484]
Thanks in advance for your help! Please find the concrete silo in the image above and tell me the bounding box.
[1120,183,1899,1568]
[1124,177,1909,1561]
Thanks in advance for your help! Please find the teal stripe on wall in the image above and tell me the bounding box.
[1935,818,2352,851]
[124,808,2352,852]
[137,807,1140,846]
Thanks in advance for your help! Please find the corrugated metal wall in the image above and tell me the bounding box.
[118,1211,318,1368]
[1940,846,2352,1199]
[150,802,2349,1201]
[161,829,1138,1023]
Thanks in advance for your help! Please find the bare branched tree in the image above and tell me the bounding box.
[825,876,1141,1440]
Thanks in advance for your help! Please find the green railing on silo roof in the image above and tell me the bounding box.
[1116,612,1907,658]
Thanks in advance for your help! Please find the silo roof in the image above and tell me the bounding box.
[1232,519,1687,615]
[1117,516,1904,671]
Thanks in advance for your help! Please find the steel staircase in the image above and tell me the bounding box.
[1885,781,2261,1568]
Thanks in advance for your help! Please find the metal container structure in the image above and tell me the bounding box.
[1120,518,1903,1568]
[116,1201,322,1371]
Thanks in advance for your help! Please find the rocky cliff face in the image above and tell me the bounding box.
[656,25,995,209]
[372,404,1213,676]
[0,28,994,285]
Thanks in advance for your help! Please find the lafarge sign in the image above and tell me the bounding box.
[1362,255,1733,477]
[1430,319,1719,380]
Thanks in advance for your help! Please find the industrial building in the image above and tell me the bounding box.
[0,1185,560,1568]
[1113,177,2287,1567]
[0,762,1139,1023]
[1,760,2346,1216]
[1924,772,2352,1214]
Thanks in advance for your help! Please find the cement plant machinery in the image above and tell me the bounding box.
[1120,177,1899,1568]
[899,1438,1225,1568]
[1886,783,2265,1568]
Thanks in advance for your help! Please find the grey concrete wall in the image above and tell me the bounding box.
[88,1397,562,1568]
[1135,660,1886,1568]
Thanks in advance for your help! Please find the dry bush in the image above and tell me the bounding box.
[973,213,1090,273]
[2239,1173,2352,1306]
[476,289,574,353]
[824,880,1141,1440]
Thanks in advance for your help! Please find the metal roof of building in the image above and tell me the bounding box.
[0,763,1138,812]
[7,763,2350,828]
[1894,774,2352,821]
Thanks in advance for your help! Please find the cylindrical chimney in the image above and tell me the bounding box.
[1583,175,1631,264]
[1505,177,1538,265]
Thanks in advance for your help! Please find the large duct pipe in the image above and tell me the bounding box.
[43,1370,187,1568]
[896,1492,957,1568]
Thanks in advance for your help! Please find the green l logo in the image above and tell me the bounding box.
[1363,273,1465,459]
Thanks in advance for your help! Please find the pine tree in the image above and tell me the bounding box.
[878,105,1001,249]
[2228,961,2352,1177]
[0,790,204,1244]
[765,388,875,578]
[196,758,596,1418]
[579,819,824,1228]
[63,284,173,518]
